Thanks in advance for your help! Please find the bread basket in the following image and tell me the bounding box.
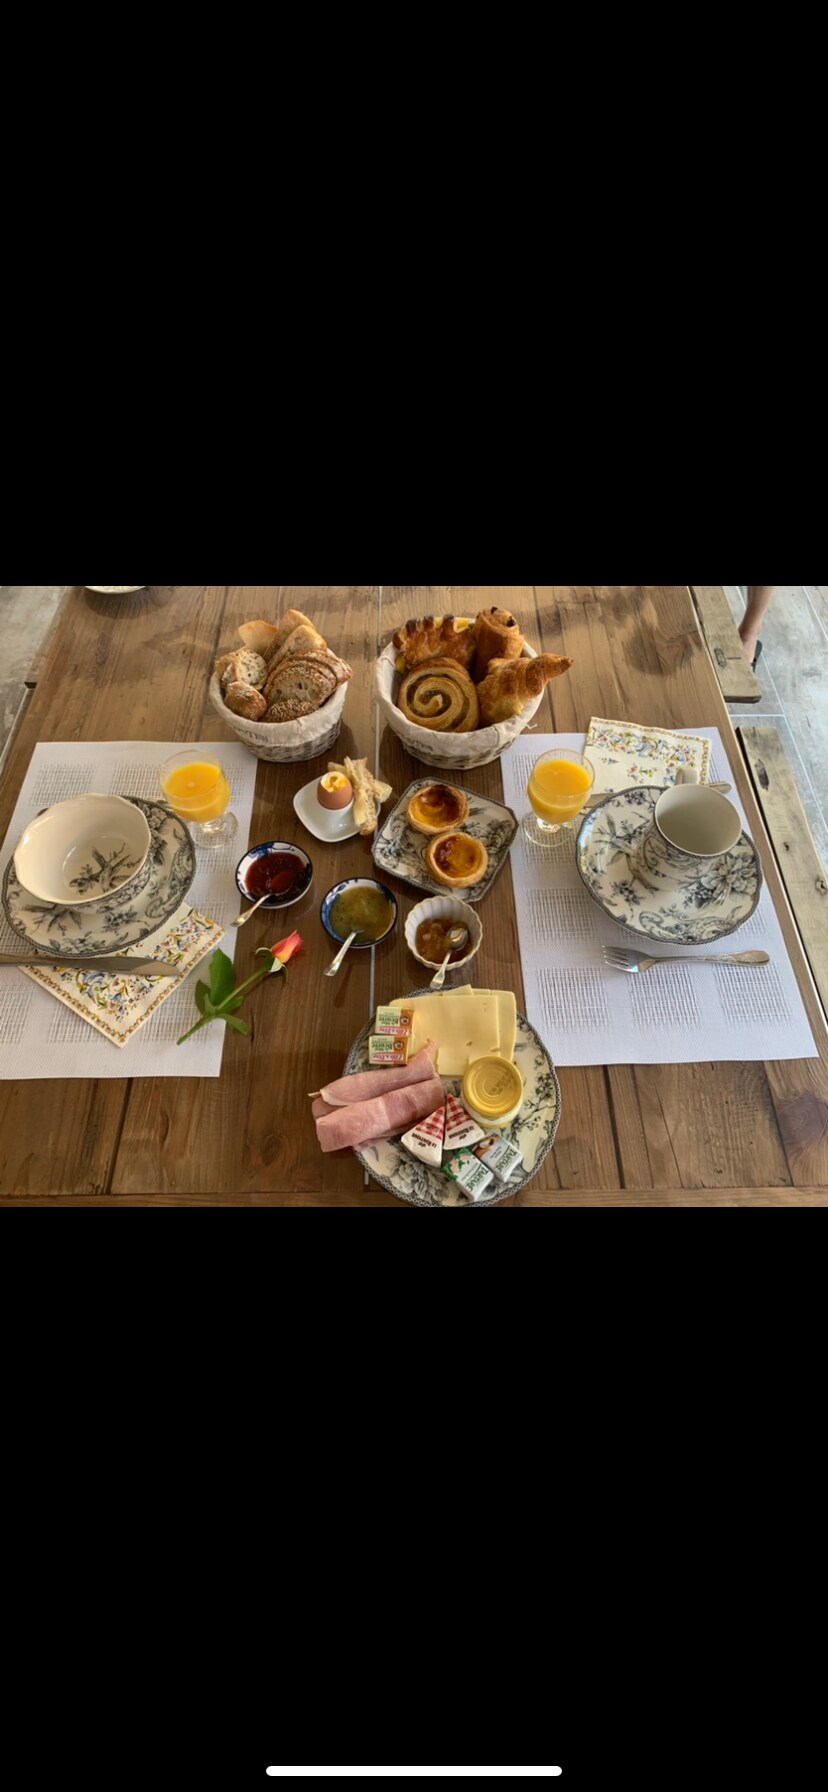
[376,633,543,771]
[209,673,347,764]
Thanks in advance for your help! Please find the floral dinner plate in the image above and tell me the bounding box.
[576,786,763,944]
[2,799,196,956]
[345,989,562,1208]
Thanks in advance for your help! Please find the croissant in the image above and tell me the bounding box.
[474,608,525,677]
[393,615,477,672]
[398,659,481,733]
[477,654,574,724]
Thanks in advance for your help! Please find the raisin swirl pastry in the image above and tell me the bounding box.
[397,659,481,733]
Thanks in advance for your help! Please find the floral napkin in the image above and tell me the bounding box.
[21,903,223,1048]
[585,717,711,795]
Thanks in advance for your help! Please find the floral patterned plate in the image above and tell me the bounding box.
[345,989,562,1208]
[576,787,763,944]
[372,779,518,904]
[2,799,196,957]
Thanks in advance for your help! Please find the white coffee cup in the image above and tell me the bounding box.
[632,783,743,888]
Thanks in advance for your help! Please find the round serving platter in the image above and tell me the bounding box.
[2,799,196,956]
[344,988,562,1209]
[576,787,763,944]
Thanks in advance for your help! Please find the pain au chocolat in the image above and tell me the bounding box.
[424,831,489,890]
[407,783,470,837]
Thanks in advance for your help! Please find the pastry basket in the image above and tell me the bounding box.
[209,672,347,764]
[376,636,543,770]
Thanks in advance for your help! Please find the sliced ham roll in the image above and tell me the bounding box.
[314,1042,436,1109]
[316,1075,445,1155]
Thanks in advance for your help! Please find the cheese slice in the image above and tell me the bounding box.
[389,989,516,1080]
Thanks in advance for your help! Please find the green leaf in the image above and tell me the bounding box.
[209,949,237,1007]
[194,980,210,1016]
[222,995,246,1014]
[223,1016,250,1035]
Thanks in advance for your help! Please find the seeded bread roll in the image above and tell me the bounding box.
[265,697,318,723]
[225,681,268,721]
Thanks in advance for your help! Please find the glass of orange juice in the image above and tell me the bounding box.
[523,749,595,845]
[159,752,238,847]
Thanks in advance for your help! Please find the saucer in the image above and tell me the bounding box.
[293,777,361,843]
[2,799,196,956]
[576,786,763,944]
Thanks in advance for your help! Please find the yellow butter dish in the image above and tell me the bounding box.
[462,1056,524,1131]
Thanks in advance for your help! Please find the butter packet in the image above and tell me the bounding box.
[375,1005,413,1038]
[401,1102,446,1168]
[444,1149,493,1202]
[444,1091,486,1151]
[368,1034,410,1067]
[475,1135,524,1183]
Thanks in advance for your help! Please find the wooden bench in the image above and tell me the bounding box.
[691,585,763,705]
[739,723,828,1022]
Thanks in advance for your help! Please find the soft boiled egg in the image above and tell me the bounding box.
[317,772,354,812]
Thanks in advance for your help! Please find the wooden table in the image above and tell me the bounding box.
[1,584,827,1206]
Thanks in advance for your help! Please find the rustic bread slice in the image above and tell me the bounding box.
[238,619,280,657]
[263,654,337,713]
[266,609,317,659]
[265,624,328,680]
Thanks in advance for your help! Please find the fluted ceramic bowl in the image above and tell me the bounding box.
[404,895,483,973]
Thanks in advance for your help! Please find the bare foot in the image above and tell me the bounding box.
[739,626,761,667]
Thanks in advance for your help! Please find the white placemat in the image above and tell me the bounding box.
[500,729,818,1067]
[0,741,258,1078]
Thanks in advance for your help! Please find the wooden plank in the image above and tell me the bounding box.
[110,586,382,1200]
[378,587,621,1196]
[739,724,828,1019]
[25,587,69,684]
[3,1186,827,1207]
[532,586,828,1196]
[0,586,229,1198]
[691,585,763,704]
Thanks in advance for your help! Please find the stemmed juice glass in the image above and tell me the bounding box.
[523,749,595,845]
[159,751,238,847]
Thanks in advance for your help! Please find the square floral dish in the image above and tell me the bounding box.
[372,779,518,903]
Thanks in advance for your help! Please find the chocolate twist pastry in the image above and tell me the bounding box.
[474,608,525,678]
[398,658,481,733]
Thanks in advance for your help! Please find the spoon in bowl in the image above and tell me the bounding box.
[429,925,470,990]
[324,931,362,978]
[234,868,297,927]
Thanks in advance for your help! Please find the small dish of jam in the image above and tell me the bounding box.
[235,842,313,909]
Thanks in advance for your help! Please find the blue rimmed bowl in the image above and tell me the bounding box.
[320,877,398,950]
[235,841,313,911]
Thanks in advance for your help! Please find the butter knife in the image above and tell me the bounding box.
[0,953,185,977]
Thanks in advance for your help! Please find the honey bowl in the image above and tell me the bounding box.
[404,896,483,974]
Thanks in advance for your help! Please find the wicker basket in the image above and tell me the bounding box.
[209,673,347,764]
[376,636,543,771]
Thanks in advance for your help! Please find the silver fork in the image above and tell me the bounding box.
[603,946,770,974]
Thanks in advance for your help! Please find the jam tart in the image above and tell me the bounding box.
[407,783,470,837]
[424,831,489,891]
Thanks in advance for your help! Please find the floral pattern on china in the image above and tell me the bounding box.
[576,786,763,944]
[372,779,518,903]
[345,991,562,1208]
[2,799,196,956]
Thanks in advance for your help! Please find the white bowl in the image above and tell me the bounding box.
[404,895,483,973]
[14,794,152,907]
[376,627,544,771]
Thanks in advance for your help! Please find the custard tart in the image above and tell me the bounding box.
[407,783,470,837]
[424,831,489,890]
